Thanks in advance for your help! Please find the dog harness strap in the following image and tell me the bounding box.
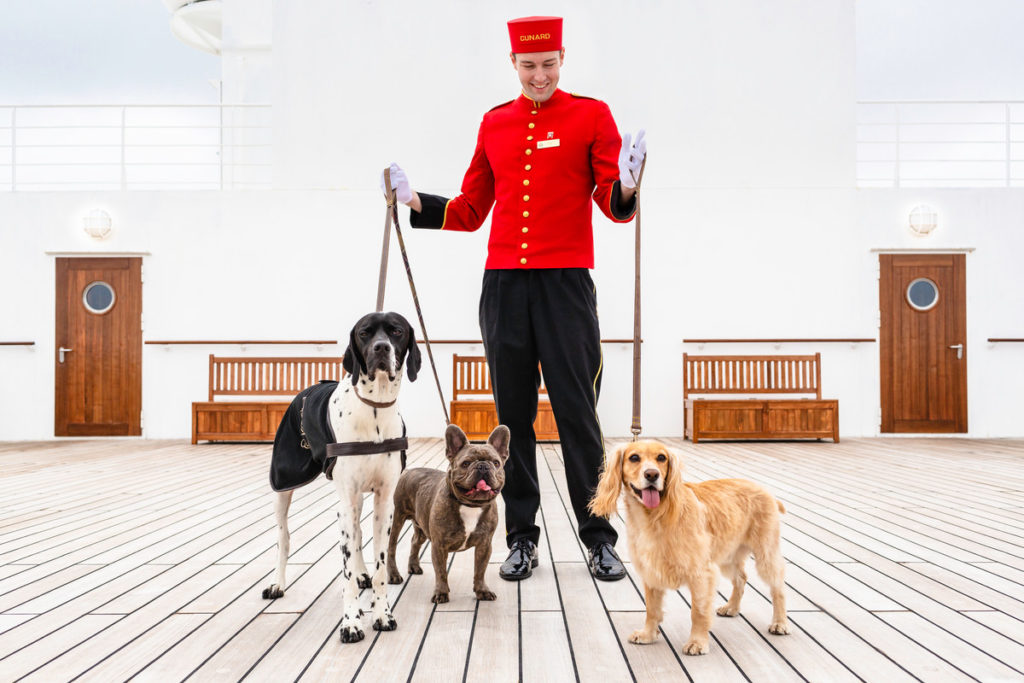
[630,155,647,442]
[326,437,410,458]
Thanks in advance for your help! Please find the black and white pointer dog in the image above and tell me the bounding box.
[261,311,421,643]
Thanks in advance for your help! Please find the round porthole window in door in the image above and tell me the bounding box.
[83,281,116,314]
[906,277,938,311]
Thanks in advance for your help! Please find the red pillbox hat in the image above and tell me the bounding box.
[507,16,563,53]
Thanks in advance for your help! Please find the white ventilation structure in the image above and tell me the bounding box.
[165,0,222,55]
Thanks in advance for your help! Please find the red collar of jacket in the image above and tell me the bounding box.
[516,88,568,112]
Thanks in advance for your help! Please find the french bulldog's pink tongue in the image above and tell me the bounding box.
[475,479,492,492]
[641,487,661,508]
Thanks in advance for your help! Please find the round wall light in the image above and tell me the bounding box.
[908,204,938,236]
[82,209,112,240]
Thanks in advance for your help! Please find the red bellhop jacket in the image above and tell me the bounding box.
[411,89,637,269]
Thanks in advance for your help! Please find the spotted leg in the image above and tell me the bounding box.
[371,485,397,631]
[348,493,372,590]
[336,485,365,643]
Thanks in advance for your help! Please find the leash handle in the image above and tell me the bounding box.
[630,154,647,442]
[376,169,395,312]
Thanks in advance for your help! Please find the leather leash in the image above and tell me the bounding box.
[378,167,451,426]
[630,155,647,442]
[376,172,394,311]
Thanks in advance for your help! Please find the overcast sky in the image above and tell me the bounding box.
[1,1,1022,104]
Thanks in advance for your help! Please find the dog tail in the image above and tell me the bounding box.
[776,499,787,514]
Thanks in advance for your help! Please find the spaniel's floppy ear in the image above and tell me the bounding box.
[342,325,367,386]
[589,445,625,518]
[405,325,422,382]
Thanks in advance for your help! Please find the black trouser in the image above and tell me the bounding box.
[479,268,617,550]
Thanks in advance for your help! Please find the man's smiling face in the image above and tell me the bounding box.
[511,49,564,103]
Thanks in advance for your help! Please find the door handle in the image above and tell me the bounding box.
[948,343,963,360]
[59,347,73,363]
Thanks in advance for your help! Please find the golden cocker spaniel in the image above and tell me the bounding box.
[590,440,790,655]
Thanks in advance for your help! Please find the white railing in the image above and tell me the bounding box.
[858,100,1024,188]
[4,101,1020,191]
[0,104,271,191]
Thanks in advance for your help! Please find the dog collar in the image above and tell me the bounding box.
[353,386,397,409]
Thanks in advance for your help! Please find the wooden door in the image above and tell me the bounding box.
[879,254,967,433]
[55,257,142,436]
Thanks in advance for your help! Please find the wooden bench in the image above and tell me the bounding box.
[683,353,838,443]
[450,354,559,441]
[192,355,345,443]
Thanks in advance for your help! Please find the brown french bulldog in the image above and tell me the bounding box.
[386,424,509,603]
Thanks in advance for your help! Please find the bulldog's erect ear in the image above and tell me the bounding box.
[487,425,511,463]
[342,324,367,386]
[405,324,422,382]
[445,424,468,460]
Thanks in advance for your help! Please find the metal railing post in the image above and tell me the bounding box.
[120,106,127,191]
[1006,103,1012,188]
[10,107,15,191]
[219,103,225,191]
[894,103,901,188]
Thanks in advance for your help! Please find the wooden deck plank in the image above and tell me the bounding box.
[609,611,688,678]
[2,437,1024,681]
[876,611,1023,681]
[786,611,919,682]
[21,563,247,681]
[74,612,211,683]
[0,563,167,661]
[712,581,860,682]
[408,611,474,682]
[464,576,519,682]
[521,611,575,682]
[555,561,633,680]
[188,612,299,680]
[0,614,122,681]
[908,561,1024,613]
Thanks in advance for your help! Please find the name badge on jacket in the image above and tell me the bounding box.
[537,139,561,149]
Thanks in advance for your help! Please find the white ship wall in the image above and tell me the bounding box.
[2,0,1022,440]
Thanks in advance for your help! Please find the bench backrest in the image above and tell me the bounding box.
[683,353,822,399]
[452,354,547,400]
[208,355,346,400]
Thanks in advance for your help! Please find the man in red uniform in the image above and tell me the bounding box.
[384,16,645,581]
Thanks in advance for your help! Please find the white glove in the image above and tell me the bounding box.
[618,129,646,189]
[380,162,413,204]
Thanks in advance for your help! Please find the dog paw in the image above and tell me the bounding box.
[387,570,404,585]
[431,591,449,604]
[373,615,398,631]
[475,589,497,601]
[628,629,658,645]
[357,573,373,590]
[261,584,284,600]
[682,639,709,655]
[769,621,791,635]
[408,564,423,575]
[339,624,365,643]
[716,605,739,617]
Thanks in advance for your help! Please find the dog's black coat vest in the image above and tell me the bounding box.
[269,380,406,492]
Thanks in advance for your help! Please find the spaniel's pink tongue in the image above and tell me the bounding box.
[474,480,492,492]
[641,488,661,509]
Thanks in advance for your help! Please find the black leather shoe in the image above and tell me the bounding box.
[499,539,538,581]
[588,542,626,581]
